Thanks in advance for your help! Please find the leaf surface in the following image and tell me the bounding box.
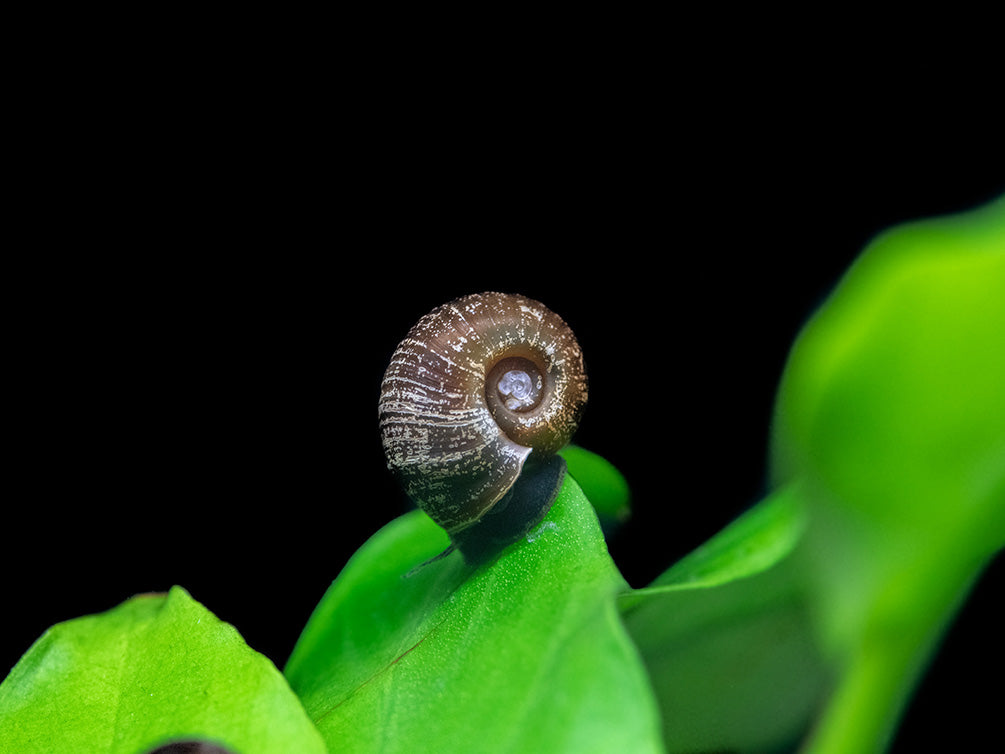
[620,486,830,753]
[0,586,326,754]
[284,476,663,754]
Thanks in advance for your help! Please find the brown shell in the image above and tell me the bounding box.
[378,292,588,534]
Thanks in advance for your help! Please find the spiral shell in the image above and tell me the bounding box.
[378,292,588,538]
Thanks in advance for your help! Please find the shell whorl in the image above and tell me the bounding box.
[378,292,588,535]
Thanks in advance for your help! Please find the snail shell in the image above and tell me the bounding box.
[378,292,588,549]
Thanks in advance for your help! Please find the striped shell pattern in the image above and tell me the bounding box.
[378,292,588,536]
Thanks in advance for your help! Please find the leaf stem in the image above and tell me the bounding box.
[802,552,983,754]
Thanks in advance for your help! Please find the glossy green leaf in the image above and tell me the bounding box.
[620,486,830,753]
[284,476,663,754]
[0,586,326,754]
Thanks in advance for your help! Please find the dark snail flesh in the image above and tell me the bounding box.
[378,292,588,563]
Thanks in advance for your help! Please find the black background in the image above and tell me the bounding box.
[5,44,1003,752]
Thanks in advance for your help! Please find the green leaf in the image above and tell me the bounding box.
[768,195,1005,753]
[284,476,663,754]
[560,444,631,528]
[772,193,1005,556]
[632,483,806,595]
[620,486,830,753]
[0,586,326,754]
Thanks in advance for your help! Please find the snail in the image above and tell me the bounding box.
[378,292,588,563]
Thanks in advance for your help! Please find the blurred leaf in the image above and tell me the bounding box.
[772,194,1005,556]
[284,477,663,754]
[560,444,631,528]
[621,486,830,753]
[769,194,1005,753]
[0,587,326,754]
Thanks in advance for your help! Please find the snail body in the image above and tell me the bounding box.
[378,292,587,560]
